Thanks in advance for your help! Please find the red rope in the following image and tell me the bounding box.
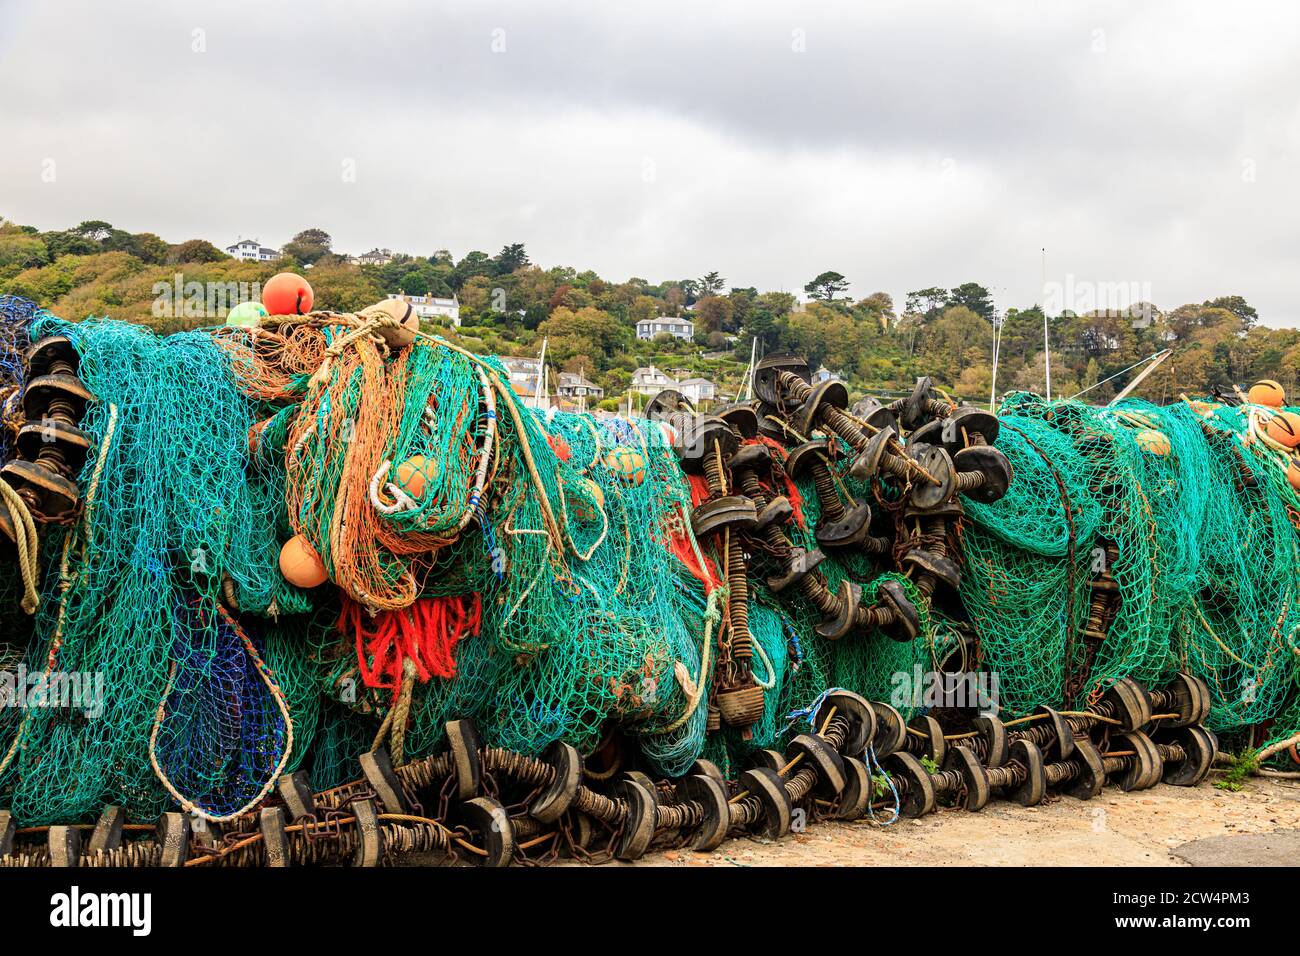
[667,527,722,594]
[342,593,482,700]
[754,436,807,529]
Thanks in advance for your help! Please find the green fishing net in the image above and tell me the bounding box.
[961,392,1300,731]
[4,303,1300,825]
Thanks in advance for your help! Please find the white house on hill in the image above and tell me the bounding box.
[636,316,694,341]
[385,292,460,327]
[225,238,280,262]
[500,356,548,409]
[557,372,604,402]
[352,248,395,266]
[630,365,675,396]
[678,377,716,404]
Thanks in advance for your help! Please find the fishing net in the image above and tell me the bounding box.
[0,294,33,461]
[0,317,297,823]
[4,297,1300,826]
[959,392,1300,730]
[220,319,724,776]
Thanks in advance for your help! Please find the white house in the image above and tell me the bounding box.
[500,356,549,409]
[636,317,694,341]
[678,377,717,405]
[556,372,604,402]
[225,238,280,262]
[630,365,676,396]
[352,248,395,266]
[386,292,460,327]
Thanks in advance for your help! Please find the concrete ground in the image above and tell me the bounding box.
[608,774,1300,867]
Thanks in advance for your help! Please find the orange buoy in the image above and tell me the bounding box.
[1266,410,1300,448]
[280,534,328,588]
[568,477,606,521]
[603,446,646,485]
[1287,458,1300,494]
[1134,428,1171,456]
[1247,379,1286,408]
[262,272,314,316]
[394,455,438,499]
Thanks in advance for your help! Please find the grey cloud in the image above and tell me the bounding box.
[0,0,1297,323]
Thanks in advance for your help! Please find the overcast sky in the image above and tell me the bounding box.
[1,0,1297,324]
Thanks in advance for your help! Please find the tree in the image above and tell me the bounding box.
[494,243,530,275]
[0,227,50,274]
[916,305,993,385]
[459,275,494,313]
[786,301,858,370]
[694,295,734,334]
[302,261,383,313]
[401,270,430,296]
[905,287,950,320]
[127,232,169,264]
[452,251,494,289]
[595,280,640,319]
[40,230,99,258]
[857,291,896,329]
[70,220,114,242]
[742,291,796,352]
[549,284,593,311]
[629,295,659,325]
[699,271,725,296]
[727,287,756,334]
[804,271,849,302]
[539,306,628,366]
[512,265,559,314]
[282,228,332,265]
[168,239,227,264]
[663,286,686,315]
[948,282,995,320]
[1204,295,1257,327]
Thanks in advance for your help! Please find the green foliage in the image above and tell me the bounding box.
[1204,294,1257,326]
[693,295,733,334]
[0,217,1292,405]
[804,270,849,302]
[281,228,332,265]
[494,243,529,274]
[906,286,949,319]
[540,306,629,364]
[871,774,893,799]
[0,225,50,276]
[1214,749,1259,791]
[169,239,227,264]
[949,281,995,319]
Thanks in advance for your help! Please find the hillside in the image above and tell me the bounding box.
[3,218,1297,407]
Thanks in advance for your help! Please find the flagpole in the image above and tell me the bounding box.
[1042,247,1051,401]
[989,314,1003,411]
[534,336,548,409]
